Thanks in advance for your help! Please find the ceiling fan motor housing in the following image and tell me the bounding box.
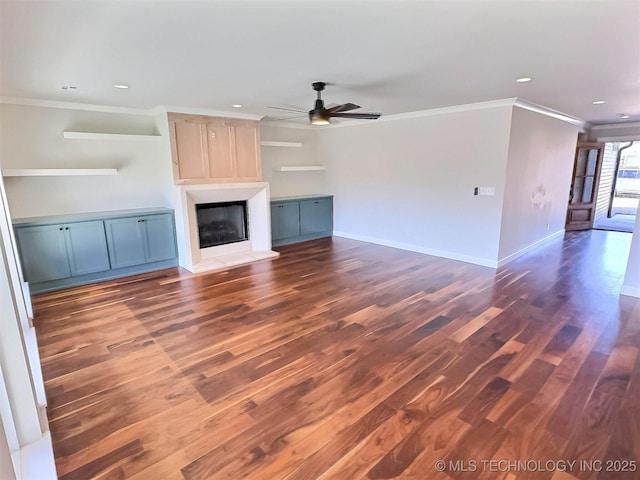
[312,81,326,92]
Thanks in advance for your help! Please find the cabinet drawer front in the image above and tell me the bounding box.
[105,218,146,268]
[142,214,177,263]
[16,225,70,283]
[300,199,333,235]
[65,221,111,276]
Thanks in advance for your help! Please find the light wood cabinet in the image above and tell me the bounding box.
[168,113,261,184]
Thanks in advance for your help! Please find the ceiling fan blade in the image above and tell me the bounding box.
[267,105,307,113]
[268,114,307,120]
[326,102,361,113]
[329,112,381,119]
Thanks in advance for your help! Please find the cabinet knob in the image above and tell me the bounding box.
[59,227,63,231]
[65,227,69,230]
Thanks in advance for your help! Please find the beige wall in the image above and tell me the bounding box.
[498,107,579,262]
[0,104,175,219]
[316,106,513,267]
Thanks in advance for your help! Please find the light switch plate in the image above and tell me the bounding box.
[478,187,496,196]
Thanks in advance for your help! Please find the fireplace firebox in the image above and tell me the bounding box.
[196,201,248,249]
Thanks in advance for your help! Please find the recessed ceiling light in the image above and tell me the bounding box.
[114,84,129,89]
[592,100,606,105]
[516,77,532,83]
[619,114,630,119]
[232,104,243,108]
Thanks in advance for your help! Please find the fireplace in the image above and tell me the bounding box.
[176,182,279,273]
[196,201,248,248]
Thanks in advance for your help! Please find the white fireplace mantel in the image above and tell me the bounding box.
[177,182,279,273]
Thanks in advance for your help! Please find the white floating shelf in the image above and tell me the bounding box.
[63,131,161,141]
[3,168,118,177]
[274,166,326,172]
[260,141,303,148]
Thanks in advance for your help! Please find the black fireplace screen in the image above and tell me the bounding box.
[196,201,248,248]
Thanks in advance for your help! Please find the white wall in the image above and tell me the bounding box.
[622,212,640,298]
[260,124,327,198]
[0,104,175,218]
[497,107,579,262]
[316,106,513,267]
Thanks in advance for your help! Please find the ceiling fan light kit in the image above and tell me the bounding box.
[310,113,330,125]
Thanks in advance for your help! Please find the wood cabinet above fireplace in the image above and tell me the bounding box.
[168,113,261,184]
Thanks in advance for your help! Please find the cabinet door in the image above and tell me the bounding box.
[207,122,235,178]
[141,214,177,263]
[271,202,300,240]
[16,225,70,283]
[173,120,209,180]
[300,198,333,235]
[104,218,146,268]
[64,221,111,276]
[234,124,261,179]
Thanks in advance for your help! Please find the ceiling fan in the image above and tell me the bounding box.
[268,82,382,125]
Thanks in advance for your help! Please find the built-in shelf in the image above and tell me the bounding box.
[260,141,303,148]
[2,168,118,177]
[274,166,326,172]
[63,131,161,141]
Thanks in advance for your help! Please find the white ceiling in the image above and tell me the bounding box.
[1,0,639,126]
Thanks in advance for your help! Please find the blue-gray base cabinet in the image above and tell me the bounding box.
[13,207,178,294]
[270,195,333,247]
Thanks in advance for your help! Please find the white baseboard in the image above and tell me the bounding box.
[620,285,640,298]
[333,231,498,268]
[496,230,565,268]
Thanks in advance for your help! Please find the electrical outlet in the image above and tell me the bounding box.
[478,187,496,196]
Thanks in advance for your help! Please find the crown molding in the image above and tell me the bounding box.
[0,97,265,121]
[264,99,520,130]
[595,136,640,142]
[317,97,587,130]
[160,105,264,121]
[0,96,157,115]
[1,95,587,129]
[590,121,640,130]
[512,99,588,128]
[323,98,519,129]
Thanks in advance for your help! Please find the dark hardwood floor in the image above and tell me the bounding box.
[33,231,639,479]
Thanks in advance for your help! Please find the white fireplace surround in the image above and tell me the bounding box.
[178,182,279,273]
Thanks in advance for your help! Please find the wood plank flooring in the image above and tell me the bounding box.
[33,231,640,479]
